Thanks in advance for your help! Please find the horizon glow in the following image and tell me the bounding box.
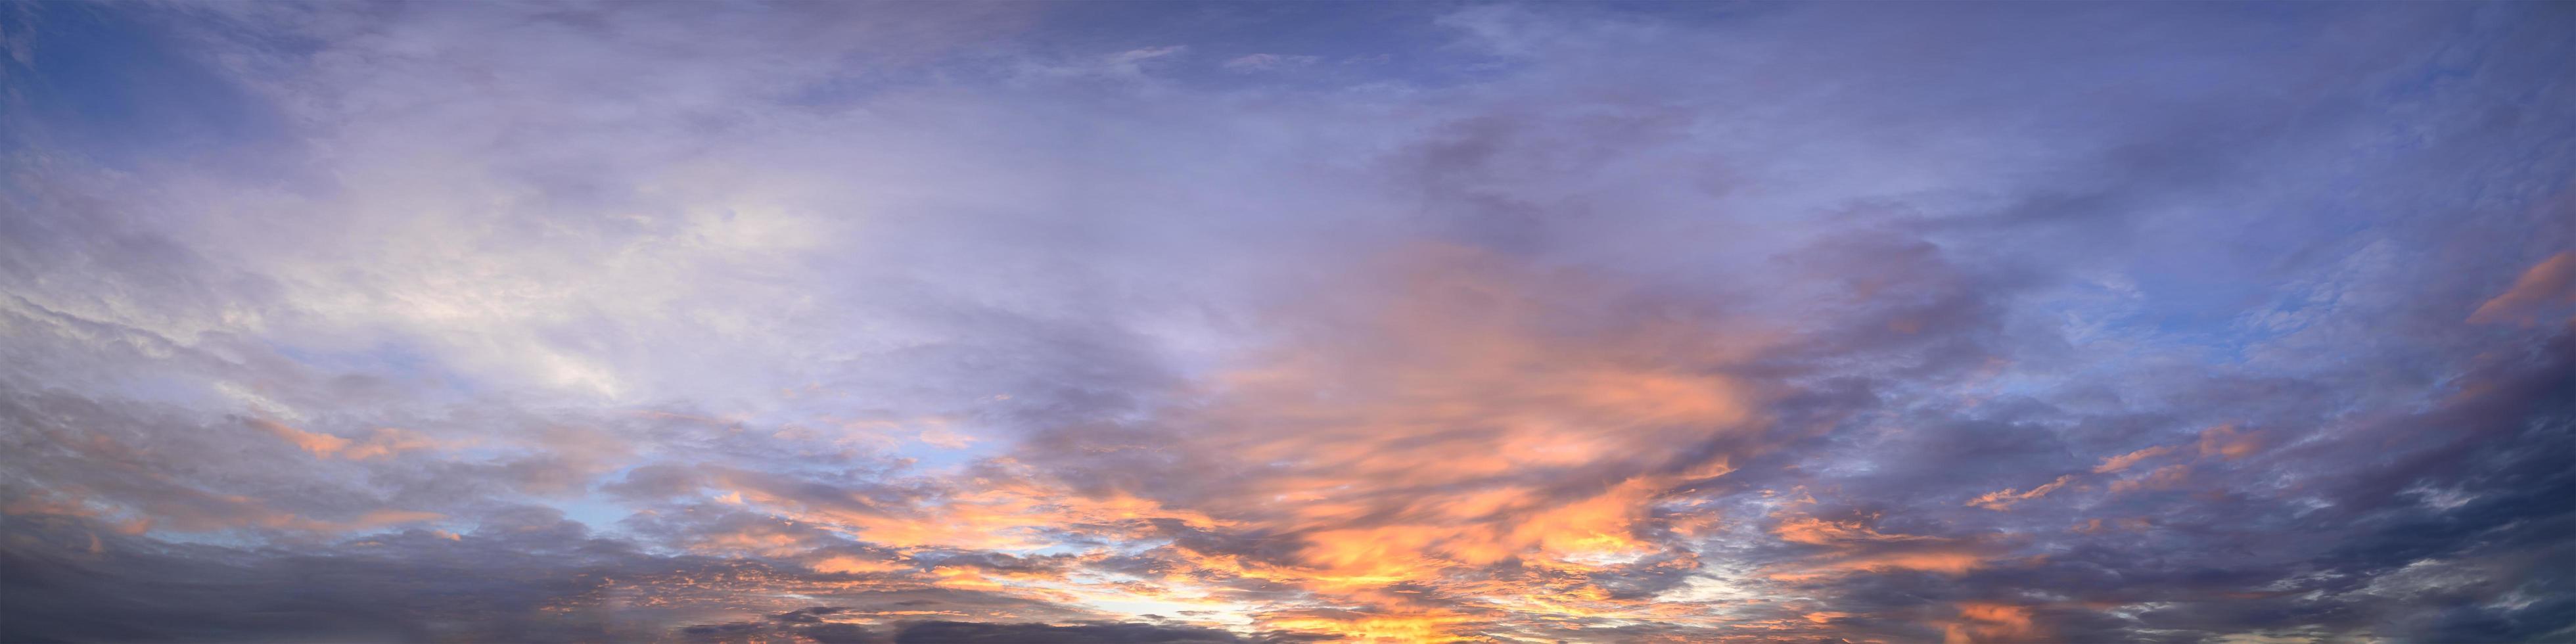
[3,3,2573,643]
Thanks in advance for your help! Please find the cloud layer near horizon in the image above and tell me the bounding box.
[4,3,2573,642]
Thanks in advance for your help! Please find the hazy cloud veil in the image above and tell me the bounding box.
[3,2,2573,642]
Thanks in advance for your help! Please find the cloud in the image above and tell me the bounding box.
[2106,464,2192,494]
[2196,424,2263,460]
[1221,53,1320,72]
[4,1,2574,642]
[890,620,1245,643]
[1966,474,2076,511]
[250,419,442,460]
[2469,252,2576,325]
[2091,445,2173,474]
[1944,602,2040,643]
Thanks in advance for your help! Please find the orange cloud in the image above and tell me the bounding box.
[11,431,444,536]
[2109,464,2192,494]
[1966,474,2075,511]
[2094,445,2174,473]
[1258,609,1488,642]
[612,246,1795,641]
[1962,603,2033,630]
[1764,511,2013,584]
[1943,602,2041,643]
[718,467,1226,553]
[2468,251,2576,325]
[812,555,910,575]
[1774,515,1934,545]
[251,419,440,460]
[2197,425,2263,460]
[2072,517,2155,534]
[1013,246,1778,639]
[1770,550,1992,582]
[1,490,107,519]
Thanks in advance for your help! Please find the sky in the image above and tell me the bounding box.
[1,2,2573,643]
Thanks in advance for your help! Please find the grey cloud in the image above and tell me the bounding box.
[6,1,2575,641]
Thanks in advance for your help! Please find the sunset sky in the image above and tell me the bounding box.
[3,3,2573,643]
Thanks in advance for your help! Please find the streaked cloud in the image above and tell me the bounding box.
[4,2,2572,643]
[2470,252,2576,326]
